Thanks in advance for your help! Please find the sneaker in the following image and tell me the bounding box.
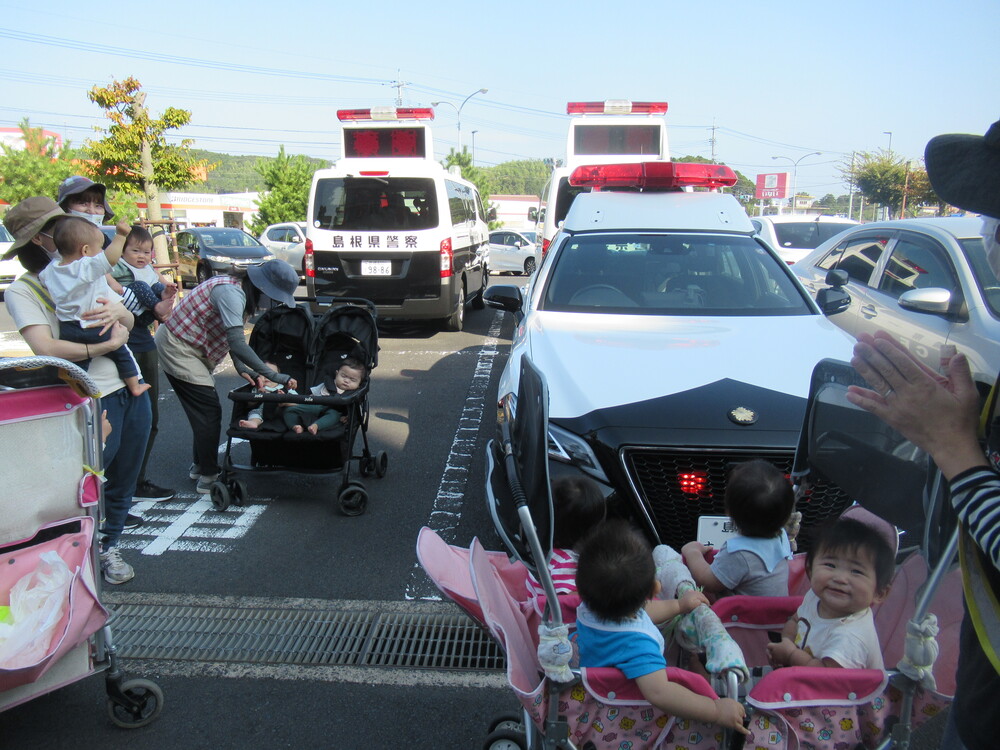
[195,474,219,494]
[189,463,202,480]
[100,547,135,585]
[123,513,144,529]
[134,480,176,502]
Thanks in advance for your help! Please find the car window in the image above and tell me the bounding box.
[542,233,810,316]
[959,235,1000,317]
[505,234,520,247]
[0,225,13,242]
[877,232,957,300]
[177,231,194,248]
[313,177,439,231]
[818,233,891,285]
[816,222,856,244]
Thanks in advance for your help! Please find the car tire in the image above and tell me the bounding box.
[471,269,486,310]
[523,257,536,276]
[444,285,465,332]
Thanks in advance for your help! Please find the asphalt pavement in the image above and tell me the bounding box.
[0,280,525,748]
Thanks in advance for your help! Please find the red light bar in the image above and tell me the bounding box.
[566,100,668,115]
[337,107,434,122]
[358,171,389,176]
[568,161,738,189]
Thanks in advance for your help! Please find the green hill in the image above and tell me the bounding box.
[185,149,329,194]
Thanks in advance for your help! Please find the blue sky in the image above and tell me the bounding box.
[1,0,997,199]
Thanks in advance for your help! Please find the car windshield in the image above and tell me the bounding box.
[312,177,438,231]
[773,221,854,249]
[0,225,12,242]
[960,235,1000,317]
[200,229,260,248]
[522,231,537,244]
[541,233,812,316]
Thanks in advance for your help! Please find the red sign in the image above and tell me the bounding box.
[755,172,789,200]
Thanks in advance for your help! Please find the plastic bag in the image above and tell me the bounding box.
[0,550,72,669]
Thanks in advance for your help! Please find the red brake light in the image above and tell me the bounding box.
[359,171,389,176]
[440,237,453,277]
[541,237,550,256]
[304,238,315,278]
[678,471,709,496]
[566,100,668,115]
[337,107,434,122]
[569,161,738,189]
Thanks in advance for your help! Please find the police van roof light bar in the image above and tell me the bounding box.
[566,101,668,115]
[568,161,738,189]
[337,107,435,122]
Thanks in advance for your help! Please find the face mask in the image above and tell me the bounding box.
[982,217,1000,278]
[68,209,104,226]
[44,247,60,262]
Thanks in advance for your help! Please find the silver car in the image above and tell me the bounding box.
[259,222,307,275]
[752,214,859,264]
[791,216,999,393]
[487,229,540,275]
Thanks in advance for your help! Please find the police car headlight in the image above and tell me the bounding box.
[548,423,608,483]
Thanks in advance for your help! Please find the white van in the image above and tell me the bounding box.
[305,107,491,331]
[530,100,671,256]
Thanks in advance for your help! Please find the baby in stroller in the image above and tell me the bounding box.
[283,357,366,435]
[237,361,286,430]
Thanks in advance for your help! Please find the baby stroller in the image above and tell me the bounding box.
[418,356,748,750]
[707,358,963,749]
[0,356,163,728]
[216,298,388,516]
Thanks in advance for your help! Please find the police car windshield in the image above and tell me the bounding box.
[542,233,812,316]
[313,177,438,231]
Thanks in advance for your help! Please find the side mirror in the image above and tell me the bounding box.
[824,268,849,288]
[816,286,851,315]
[898,287,957,317]
[527,207,538,222]
[484,284,524,321]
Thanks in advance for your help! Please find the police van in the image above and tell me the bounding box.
[305,107,490,331]
[531,100,671,256]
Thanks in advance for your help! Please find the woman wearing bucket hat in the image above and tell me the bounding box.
[847,120,1000,750]
[154,259,299,494]
[57,175,115,227]
[3,196,151,586]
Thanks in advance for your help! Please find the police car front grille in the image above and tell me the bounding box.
[622,448,853,550]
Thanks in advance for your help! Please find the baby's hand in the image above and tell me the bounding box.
[679,589,709,613]
[115,219,131,236]
[107,277,125,295]
[713,698,748,732]
[766,637,797,667]
[682,541,707,559]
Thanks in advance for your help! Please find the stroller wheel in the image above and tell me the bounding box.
[482,727,527,750]
[338,482,368,516]
[107,678,164,729]
[360,456,375,478]
[375,450,388,478]
[230,479,249,507]
[487,713,522,733]
[210,482,231,511]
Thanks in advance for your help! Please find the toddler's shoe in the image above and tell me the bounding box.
[195,474,219,494]
[100,547,135,585]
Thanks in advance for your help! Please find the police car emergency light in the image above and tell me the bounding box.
[335,107,435,161]
[568,161,739,190]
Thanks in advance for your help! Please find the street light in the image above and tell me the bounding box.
[771,152,822,214]
[883,131,893,154]
[431,88,488,153]
[471,130,478,166]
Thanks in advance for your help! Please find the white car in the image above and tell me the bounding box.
[488,230,540,275]
[751,214,859,265]
[485,161,856,548]
[0,225,20,292]
[259,222,307,275]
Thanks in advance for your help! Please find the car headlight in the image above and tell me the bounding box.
[547,423,609,483]
[260,253,275,261]
[206,254,232,263]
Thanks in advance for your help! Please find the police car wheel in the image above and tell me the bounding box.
[445,287,465,332]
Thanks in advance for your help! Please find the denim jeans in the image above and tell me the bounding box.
[100,386,152,549]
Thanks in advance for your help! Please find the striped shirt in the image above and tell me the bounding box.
[951,467,1000,569]
[525,548,579,604]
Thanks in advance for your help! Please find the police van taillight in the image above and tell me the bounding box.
[440,238,453,278]
[337,107,435,121]
[304,238,315,278]
[541,237,551,257]
[566,100,668,115]
[568,162,738,190]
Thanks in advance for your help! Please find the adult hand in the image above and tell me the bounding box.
[847,331,985,479]
[106,321,129,351]
[285,377,298,392]
[82,297,130,335]
[679,588,709,613]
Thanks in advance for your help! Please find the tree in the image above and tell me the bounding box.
[0,119,78,205]
[481,159,550,196]
[247,146,317,235]
[87,77,212,263]
[840,150,910,217]
[675,154,754,209]
[443,148,500,227]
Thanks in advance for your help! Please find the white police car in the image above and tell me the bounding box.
[485,161,856,548]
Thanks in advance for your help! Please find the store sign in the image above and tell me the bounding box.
[755,172,789,200]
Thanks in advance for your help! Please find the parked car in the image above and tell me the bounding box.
[792,216,999,395]
[488,230,540,275]
[259,222,307,275]
[0,225,19,292]
[174,227,274,285]
[484,162,856,549]
[752,214,859,264]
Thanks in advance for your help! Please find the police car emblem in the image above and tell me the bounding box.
[728,406,757,425]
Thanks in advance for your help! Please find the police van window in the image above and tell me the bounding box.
[313,177,437,231]
[573,124,661,156]
[878,232,957,300]
[817,234,890,285]
[446,180,475,225]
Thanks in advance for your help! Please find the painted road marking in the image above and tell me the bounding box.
[405,309,504,601]
[121,496,268,555]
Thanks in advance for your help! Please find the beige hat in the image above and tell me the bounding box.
[1,196,65,260]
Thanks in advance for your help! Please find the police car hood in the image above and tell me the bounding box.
[521,310,854,419]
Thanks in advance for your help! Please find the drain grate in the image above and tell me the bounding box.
[109,600,505,671]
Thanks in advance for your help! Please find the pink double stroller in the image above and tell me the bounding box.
[0,356,163,728]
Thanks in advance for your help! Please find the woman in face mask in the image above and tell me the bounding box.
[57,175,115,229]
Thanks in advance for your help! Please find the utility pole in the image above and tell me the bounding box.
[847,151,856,221]
[389,72,410,106]
[709,120,717,162]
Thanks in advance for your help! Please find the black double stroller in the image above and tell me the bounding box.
[212,299,388,516]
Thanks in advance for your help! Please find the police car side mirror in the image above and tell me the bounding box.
[527,207,538,222]
[484,284,524,320]
[816,286,851,315]
[487,207,497,222]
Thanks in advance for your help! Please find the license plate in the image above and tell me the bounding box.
[361,260,392,276]
[696,515,739,547]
